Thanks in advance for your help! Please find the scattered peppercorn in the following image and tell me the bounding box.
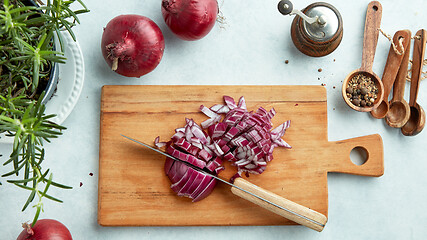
[318,68,322,72]
[285,60,289,64]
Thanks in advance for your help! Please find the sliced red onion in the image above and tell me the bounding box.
[190,175,214,200]
[182,170,208,198]
[210,104,230,114]
[177,168,198,196]
[200,105,220,119]
[171,167,193,193]
[157,95,291,202]
[164,157,175,175]
[201,117,216,129]
[198,149,212,162]
[223,96,237,109]
[154,136,167,148]
[192,177,217,202]
[157,119,222,202]
[164,158,216,202]
[167,145,206,169]
[167,159,189,183]
[237,96,247,110]
[199,95,292,179]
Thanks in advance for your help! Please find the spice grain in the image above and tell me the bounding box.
[346,73,378,107]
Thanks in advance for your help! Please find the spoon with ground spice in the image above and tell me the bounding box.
[371,30,410,119]
[385,30,411,128]
[342,1,384,112]
[401,29,426,136]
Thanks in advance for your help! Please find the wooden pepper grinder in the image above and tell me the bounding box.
[278,0,343,57]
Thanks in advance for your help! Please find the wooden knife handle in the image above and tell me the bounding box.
[230,178,327,232]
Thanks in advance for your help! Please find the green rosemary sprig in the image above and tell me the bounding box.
[0,0,89,99]
[0,90,70,225]
[0,0,89,226]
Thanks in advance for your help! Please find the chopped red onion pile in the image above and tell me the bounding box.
[156,96,291,201]
[203,96,291,179]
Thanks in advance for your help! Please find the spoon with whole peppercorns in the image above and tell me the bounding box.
[342,1,384,112]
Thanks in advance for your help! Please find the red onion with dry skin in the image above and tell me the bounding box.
[101,15,165,77]
[17,219,72,240]
[161,0,218,41]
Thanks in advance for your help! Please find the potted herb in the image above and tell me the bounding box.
[0,0,88,226]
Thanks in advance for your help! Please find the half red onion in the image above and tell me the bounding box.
[159,119,223,202]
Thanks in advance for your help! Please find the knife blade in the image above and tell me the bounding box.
[121,134,327,231]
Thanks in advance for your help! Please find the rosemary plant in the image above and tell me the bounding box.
[0,0,88,225]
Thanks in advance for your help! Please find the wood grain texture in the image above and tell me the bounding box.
[361,1,382,71]
[370,30,411,119]
[380,30,410,102]
[231,178,327,232]
[98,85,384,226]
[390,30,411,103]
[409,30,426,106]
[385,30,411,128]
[341,2,383,113]
[401,30,427,136]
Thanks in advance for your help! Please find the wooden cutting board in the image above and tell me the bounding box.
[98,85,384,226]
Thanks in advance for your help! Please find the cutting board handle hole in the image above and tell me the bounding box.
[350,147,368,166]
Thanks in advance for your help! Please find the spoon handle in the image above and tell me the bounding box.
[361,1,382,71]
[409,29,427,106]
[392,30,411,102]
[380,30,410,101]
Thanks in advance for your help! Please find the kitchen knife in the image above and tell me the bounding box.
[121,134,328,231]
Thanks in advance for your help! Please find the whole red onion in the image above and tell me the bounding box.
[101,14,165,78]
[17,219,72,240]
[161,0,218,41]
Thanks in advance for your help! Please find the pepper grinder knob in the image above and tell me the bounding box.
[278,0,318,25]
[278,0,343,57]
[278,0,293,15]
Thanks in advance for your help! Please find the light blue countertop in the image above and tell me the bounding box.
[2,0,427,239]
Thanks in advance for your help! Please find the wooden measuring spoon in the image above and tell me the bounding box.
[371,30,411,119]
[385,30,411,128]
[402,29,427,136]
[342,1,384,112]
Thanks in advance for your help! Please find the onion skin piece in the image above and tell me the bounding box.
[101,15,165,77]
[161,0,218,41]
[17,219,72,240]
